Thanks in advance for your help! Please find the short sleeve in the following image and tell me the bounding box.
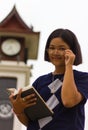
[74,70,88,99]
[32,77,41,90]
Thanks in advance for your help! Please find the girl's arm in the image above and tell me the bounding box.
[13,111,29,126]
[61,49,83,107]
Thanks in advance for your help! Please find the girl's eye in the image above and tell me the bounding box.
[59,48,66,50]
[48,46,66,52]
[48,47,55,50]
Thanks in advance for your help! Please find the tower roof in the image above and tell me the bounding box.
[0,6,36,33]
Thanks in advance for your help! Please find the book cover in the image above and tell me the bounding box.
[7,86,54,121]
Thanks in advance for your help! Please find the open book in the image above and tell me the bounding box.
[7,86,54,121]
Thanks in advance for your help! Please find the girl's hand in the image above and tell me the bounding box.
[9,88,37,114]
[64,49,75,66]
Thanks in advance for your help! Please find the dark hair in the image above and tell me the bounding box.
[44,28,82,65]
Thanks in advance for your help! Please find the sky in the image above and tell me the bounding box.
[0,0,88,130]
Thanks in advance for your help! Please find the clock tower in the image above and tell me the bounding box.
[0,6,40,130]
[0,6,40,63]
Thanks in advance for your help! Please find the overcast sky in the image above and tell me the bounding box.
[0,0,88,130]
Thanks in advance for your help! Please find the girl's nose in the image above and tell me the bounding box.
[54,49,61,54]
[53,48,65,56]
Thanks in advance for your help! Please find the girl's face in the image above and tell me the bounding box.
[48,37,70,67]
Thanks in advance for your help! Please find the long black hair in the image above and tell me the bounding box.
[44,28,82,65]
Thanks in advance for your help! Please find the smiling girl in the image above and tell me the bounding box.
[9,28,88,130]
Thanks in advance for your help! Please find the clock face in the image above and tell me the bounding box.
[1,39,21,56]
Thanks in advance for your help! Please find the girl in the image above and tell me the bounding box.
[9,28,88,130]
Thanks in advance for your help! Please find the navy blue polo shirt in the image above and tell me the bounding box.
[27,70,88,130]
